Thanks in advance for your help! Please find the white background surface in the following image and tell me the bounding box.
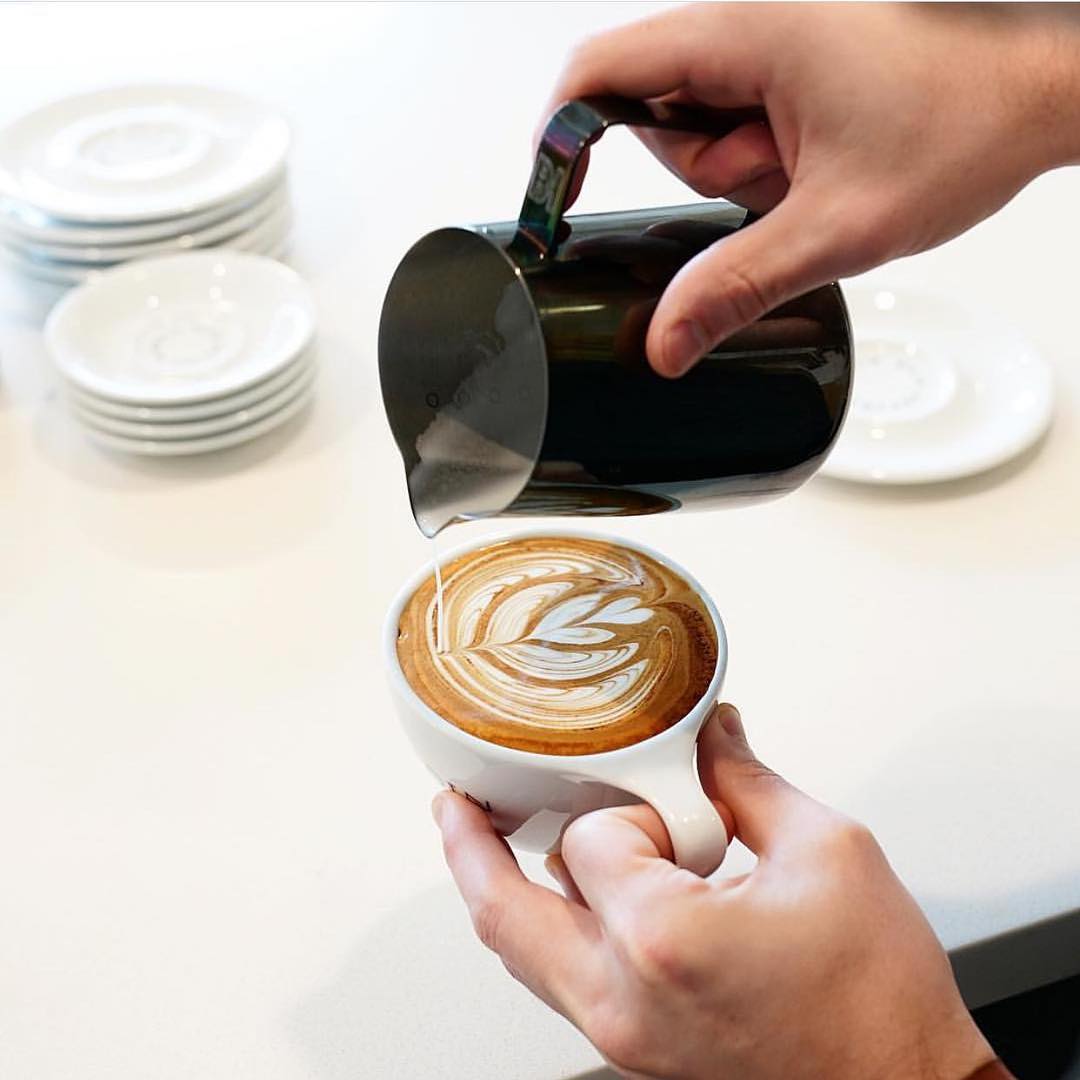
[1,4,1079,1079]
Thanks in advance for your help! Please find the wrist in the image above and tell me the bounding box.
[876,1008,996,1080]
[923,1016,998,1080]
[1012,11,1080,172]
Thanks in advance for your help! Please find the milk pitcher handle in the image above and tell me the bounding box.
[509,95,767,265]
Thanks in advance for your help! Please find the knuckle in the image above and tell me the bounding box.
[823,817,882,865]
[739,755,784,786]
[469,898,504,953]
[735,755,797,800]
[617,917,698,990]
[695,263,776,336]
[583,1008,650,1076]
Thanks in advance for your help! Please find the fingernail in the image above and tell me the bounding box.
[716,704,744,739]
[662,319,710,376]
[431,791,448,826]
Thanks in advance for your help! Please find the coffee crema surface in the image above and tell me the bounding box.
[396,536,718,754]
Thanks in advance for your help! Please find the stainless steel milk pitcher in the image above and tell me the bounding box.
[379,96,853,536]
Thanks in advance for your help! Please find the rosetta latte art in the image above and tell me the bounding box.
[396,536,718,755]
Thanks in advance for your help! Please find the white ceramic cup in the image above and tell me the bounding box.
[384,528,730,876]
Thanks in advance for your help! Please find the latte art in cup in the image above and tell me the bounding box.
[396,535,718,754]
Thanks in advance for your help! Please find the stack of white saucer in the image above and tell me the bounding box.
[0,85,291,286]
[45,250,317,456]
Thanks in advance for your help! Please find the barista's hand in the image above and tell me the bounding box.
[543,2,1080,375]
[434,705,997,1080]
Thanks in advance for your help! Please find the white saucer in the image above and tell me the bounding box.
[45,250,315,403]
[84,378,313,456]
[821,284,1054,485]
[3,206,291,286]
[0,171,285,246]
[70,348,313,421]
[0,85,289,223]
[75,361,315,440]
[4,182,288,264]
[4,197,292,283]
[3,226,290,287]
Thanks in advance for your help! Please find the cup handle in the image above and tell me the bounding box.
[606,739,729,877]
[509,95,766,266]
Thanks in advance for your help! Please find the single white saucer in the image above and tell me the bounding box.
[821,284,1054,485]
[75,361,315,441]
[3,226,290,287]
[0,85,289,223]
[0,171,285,246]
[4,182,288,264]
[84,377,313,456]
[69,348,313,421]
[45,250,314,403]
[5,197,292,279]
[3,207,291,286]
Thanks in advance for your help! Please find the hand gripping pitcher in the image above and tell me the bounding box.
[379,96,853,536]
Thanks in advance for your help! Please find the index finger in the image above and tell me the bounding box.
[540,5,761,143]
[559,803,718,936]
[542,10,696,131]
[535,10,694,153]
[433,791,601,1018]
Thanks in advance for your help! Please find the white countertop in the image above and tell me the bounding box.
[2,4,1079,1078]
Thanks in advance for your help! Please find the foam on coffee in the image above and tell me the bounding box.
[396,535,718,755]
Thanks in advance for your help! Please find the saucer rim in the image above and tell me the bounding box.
[73,361,316,441]
[44,249,315,404]
[0,83,290,224]
[820,283,1055,485]
[83,378,314,456]
[68,346,314,420]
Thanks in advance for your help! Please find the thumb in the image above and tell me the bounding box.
[645,188,850,377]
[698,704,832,857]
